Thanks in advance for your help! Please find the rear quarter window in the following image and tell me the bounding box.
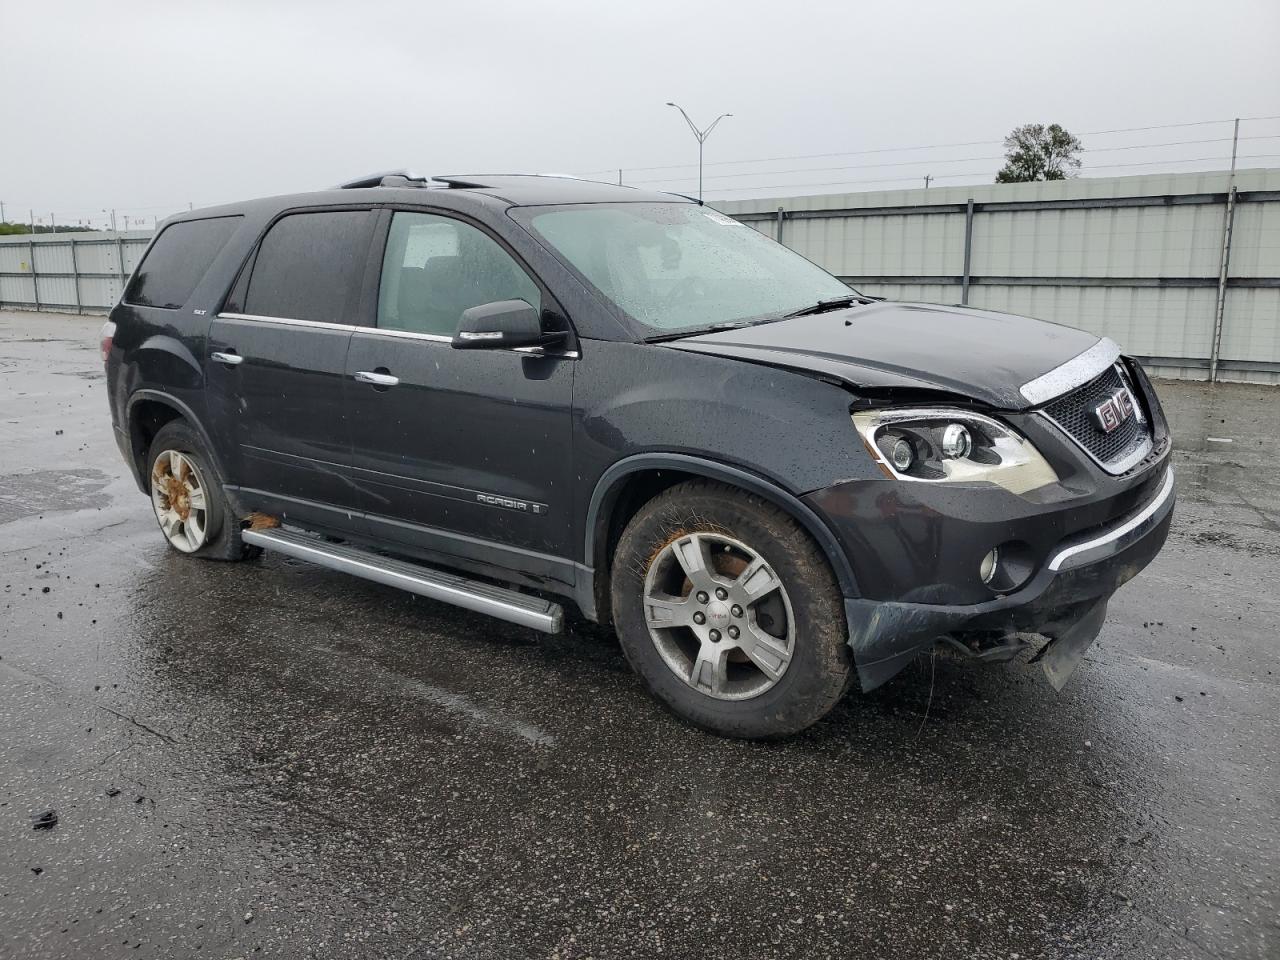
[126,216,242,309]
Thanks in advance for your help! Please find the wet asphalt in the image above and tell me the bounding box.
[0,309,1276,960]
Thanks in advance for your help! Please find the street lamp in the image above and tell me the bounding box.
[665,102,732,202]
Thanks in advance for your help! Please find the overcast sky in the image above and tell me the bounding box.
[3,0,1278,228]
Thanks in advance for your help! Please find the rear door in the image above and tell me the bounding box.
[206,208,377,532]
[343,209,577,585]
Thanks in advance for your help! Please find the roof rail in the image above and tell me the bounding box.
[432,176,489,189]
[662,191,704,205]
[337,171,650,192]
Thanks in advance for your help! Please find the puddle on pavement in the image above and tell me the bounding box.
[0,468,113,524]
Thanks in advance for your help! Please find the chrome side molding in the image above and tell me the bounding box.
[216,311,358,333]
[1020,337,1122,406]
[242,527,564,633]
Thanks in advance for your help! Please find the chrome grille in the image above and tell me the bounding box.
[1043,364,1151,468]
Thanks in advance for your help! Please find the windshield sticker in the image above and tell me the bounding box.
[702,211,741,226]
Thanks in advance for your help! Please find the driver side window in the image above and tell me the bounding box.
[376,212,541,336]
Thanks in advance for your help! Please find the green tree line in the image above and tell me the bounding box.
[0,222,100,235]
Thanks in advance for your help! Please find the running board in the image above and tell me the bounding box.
[241,527,564,634]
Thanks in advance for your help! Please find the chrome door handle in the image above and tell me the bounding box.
[353,370,399,387]
[210,351,243,366]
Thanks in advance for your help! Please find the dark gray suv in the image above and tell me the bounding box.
[102,173,1174,737]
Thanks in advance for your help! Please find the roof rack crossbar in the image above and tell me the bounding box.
[378,174,433,188]
[336,169,433,190]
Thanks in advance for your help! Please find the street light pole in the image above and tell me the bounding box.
[665,102,732,202]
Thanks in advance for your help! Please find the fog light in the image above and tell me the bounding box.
[979,547,999,584]
[889,436,914,472]
[941,423,972,460]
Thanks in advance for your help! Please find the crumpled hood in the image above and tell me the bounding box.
[664,301,1104,410]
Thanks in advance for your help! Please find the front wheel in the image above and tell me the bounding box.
[610,480,852,738]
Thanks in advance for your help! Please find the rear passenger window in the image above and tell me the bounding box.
[376,212,540,336]
[243,211,371,324]
[126,216,241,309]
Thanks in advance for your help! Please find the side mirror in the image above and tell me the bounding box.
[452,299,564,351]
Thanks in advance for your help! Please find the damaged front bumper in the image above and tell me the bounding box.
[839,465,1176,691]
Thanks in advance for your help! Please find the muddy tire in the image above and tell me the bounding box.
[611,479,852,739]
[146,420,261,561]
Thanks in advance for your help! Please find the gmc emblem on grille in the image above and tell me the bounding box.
[1091,388,1135,433]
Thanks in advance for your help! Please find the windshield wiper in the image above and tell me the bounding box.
[643,317,778,343]
[782,294,872,319]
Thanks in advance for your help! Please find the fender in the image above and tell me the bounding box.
[130,334,205,391]
[124,389,235,503]
[583,453,861,602]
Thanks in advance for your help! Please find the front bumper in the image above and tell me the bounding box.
[829,464,1176,691]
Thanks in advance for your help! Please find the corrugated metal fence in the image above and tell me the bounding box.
[0,230,152,314]
[3,168,1278,382]
[715,168,1280,383]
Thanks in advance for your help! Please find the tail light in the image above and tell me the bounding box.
[99,321,116,363]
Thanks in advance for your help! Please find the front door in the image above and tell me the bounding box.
[206,208,377,533]
[343,210,576,586]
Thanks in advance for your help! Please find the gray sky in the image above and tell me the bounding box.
[3,0,1278,228]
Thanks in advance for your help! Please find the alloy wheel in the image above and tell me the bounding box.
[150,449,210,553]
[642,532,796,700]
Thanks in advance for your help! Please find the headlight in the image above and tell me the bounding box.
[852,407,1058,494]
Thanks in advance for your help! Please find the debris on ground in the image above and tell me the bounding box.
[244,512,280,530]
[31,809,58,830]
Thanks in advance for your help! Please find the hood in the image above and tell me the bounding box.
[664,301,1104,410]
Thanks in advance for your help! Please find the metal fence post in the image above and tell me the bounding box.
[1209,185,1238,383]
[1208,119,1240,384]
[115,234,126,301]
[961,198,975,305]
[776,206,785,246]
[28,237,41,312]
[69,239,83,314]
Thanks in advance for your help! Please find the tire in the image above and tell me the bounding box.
[146,420,261,562]
[611,479,852,739]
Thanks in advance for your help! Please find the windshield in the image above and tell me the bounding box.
[513,202,853,335]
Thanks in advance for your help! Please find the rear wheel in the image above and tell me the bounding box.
[611,480,852,738]
[146,420,260,561]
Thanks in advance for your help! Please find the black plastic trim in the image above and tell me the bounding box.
[584,453,861,598]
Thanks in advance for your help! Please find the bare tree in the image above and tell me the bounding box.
[995,124,1083,183]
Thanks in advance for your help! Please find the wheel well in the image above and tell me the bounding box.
[587,459,859,623]
[591,469,695,621]
[600,470,693,569]
[128,400,185,484]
